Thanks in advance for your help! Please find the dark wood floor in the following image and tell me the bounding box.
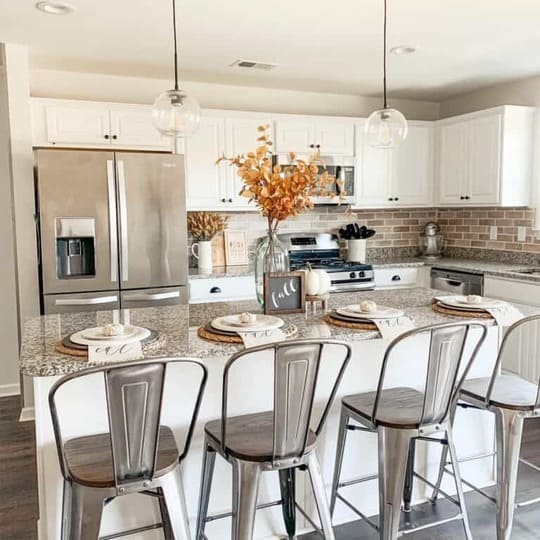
[1,395,540,540]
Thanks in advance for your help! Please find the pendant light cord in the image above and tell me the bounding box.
[383,0,388,109]
[172,0,179,90]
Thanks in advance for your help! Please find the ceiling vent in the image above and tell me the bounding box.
[230,59,278,71]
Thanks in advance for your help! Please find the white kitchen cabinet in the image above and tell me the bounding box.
[31,98,175,151]
[185,112,271,210]
[189,275,256,303]
[274,117,355,156]
[356,122,434,208]
[437,106,534,206]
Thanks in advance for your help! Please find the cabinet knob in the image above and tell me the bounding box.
[395,197,399,201]
[465,196,470,200]
[316,144,320,149]
[104,134,109,140]
[221,198,226,203]
[309,144,314,149]
[388,197,393,201]
[228,198,233,203]
[460,196,465,200]
[112,135,118,140]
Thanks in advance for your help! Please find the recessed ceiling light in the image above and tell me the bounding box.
[35,1,74,15]
[390,45,416,55]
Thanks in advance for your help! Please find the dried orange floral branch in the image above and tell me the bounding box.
[217,125,344,232]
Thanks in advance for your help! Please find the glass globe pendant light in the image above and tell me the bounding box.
[365,0,408,148]
[152,0,200,137]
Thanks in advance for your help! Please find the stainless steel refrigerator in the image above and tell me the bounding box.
[35,149,188,314]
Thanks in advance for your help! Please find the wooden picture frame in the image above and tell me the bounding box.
[224,230,249,266]
[264,271,306,315]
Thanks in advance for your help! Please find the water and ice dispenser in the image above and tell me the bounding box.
[55,218,96,279]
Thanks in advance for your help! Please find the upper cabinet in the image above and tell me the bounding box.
[185,111,272,211]
[437,106,535,206]
[274,117,355,156]
[31,98,177,152]
[355,121,435,208]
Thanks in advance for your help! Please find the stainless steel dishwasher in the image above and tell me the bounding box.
[430,267,484,295]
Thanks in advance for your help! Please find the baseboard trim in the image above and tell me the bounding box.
[19,406,35,422]
[0,383,20,397]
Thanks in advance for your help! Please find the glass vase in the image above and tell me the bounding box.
[254,231,290,306]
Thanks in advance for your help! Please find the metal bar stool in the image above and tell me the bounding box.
[329,321,488,540]
[49,357,208,540]
[195,339,352,540]
[430,314,540,540]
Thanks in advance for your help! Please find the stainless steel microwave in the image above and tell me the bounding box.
[274,154,356,204]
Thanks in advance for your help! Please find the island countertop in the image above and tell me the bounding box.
[21,287,537,377]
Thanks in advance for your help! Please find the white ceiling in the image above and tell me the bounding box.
[1,0,540,101]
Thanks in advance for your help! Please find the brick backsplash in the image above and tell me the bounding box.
[438,207,540,253]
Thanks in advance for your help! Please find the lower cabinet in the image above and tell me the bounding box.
[374,267,429,288]
[484,277,540,307]
[189,275,256,303]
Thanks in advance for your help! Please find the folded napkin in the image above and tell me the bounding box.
[237,328,286,348]
[373,316,416,340]
[88,341,143,364]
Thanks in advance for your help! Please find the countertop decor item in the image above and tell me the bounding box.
[152,0,200,138]
[339,224,375,264]
[263,272,306,315]
[365,0,408,148]
[224,230,249,266]
[188,212,228,273]
[218,125,338,304]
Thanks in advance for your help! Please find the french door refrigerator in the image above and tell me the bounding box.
[36,149,188,314]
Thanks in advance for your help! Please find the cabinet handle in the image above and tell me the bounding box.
[391,275,402,281]
[221,198,226,203]
[209,286,222,294]
[228,198,233,203]
[104,134,109,139]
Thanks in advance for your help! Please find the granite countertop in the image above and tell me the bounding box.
[21,287,538,378]
[188,265,252,279]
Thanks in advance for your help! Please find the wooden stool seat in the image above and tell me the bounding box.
[461,374,539,411]
[205,411,318,462]
[343,387,425,429]
[64,425,179,488]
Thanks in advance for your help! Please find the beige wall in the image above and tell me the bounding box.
[30,68,440,121]
[440,75,540,118]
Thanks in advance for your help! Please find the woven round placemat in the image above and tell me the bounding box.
[323,314,378,331]
[55,341,89,357]
[198,325,243,344]
[432,302,493,319]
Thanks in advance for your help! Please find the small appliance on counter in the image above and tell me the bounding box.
[418,221,444,259]
[278,233,374,292]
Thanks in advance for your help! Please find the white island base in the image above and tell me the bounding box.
[32,326,499,540]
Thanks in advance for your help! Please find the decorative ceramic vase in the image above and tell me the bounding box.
[254,231,289,306]
[191,240,213,273]
[347,239,367,263]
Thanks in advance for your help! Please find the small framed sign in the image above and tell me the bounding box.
[224,230,249,266]
[264,271,306,315]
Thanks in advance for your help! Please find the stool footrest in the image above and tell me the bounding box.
[335,493,379,532]
[99,523,163,540]
[414,472,460,506]
[204,499,282,523]
[294,502,324,538]
[338,472,378,488]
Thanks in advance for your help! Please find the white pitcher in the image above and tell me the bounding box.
[191,240,213,272]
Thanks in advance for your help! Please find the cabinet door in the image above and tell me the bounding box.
[315,121,355,155]
[392,124,433,206]
[225,118,272,210]
[357,145,392,206]
[274,119,315,154]
[184,116,227,210]
[45,105,110,145]
[110,106,173,150]
[468,114,502,204]
[438,121,469,204]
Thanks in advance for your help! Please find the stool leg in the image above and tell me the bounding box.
[494,407,524,540]
[68,484,105,540]
[378,427,414,540]
[160,465,192,540]
[446,426,472,540]
[278,468,296,539]
[157,486,174,539]
[330,408,349,516]
[306,452,335,540]
[403,439,416,512]
[231,459,261,540]
[196,443,217,540]
[60,480,73,540]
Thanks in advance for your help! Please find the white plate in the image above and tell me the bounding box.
[70,326,151,346]
[439,296,505,310]
[212,314,284,333]
[337,305,404,320]
[81,326,142,341]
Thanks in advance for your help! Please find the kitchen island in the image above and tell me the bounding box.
[21,288,527,540]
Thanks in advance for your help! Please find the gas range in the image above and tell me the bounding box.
[278,233,375,292]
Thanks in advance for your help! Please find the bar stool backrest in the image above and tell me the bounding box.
[486,314,540,408]
[221,339,351,463]
[49,358,207,489]
[372,322,488,426]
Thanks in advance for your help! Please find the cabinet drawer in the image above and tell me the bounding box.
[189,276,256,303]
[375,268,418,288]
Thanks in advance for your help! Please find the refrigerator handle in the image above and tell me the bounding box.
[123,291,180,301]
[117,159,129,282]
[55,295,118,306]
[106,160,119,282]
